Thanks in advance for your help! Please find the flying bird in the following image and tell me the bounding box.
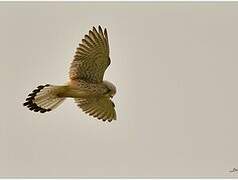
[23,26,117,122]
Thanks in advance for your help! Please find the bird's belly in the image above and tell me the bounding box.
[60,88,94,98]
[59,82,107,98]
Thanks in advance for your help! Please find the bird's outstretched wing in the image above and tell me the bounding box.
[75,97,116,122]
[69,26,110,83]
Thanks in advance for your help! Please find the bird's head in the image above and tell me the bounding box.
[103,80,116,98]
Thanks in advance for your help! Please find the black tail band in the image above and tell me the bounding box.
[23,84,51,113]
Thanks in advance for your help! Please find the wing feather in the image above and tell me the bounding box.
[69,26,110,83]
[104,28,109,50]
[84,35,96,46]
[75,96,116,122]
[82,39,93,48]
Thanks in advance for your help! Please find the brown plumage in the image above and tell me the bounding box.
[23,26,117,122]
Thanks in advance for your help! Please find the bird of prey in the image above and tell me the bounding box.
[23,26,117,122]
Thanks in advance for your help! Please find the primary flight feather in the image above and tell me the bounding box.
[23,26,117,122]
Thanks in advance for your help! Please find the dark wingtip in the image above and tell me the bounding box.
[104,28,107,35]
[98,25,102,32]
[89,30,93,35]
[112,102,115,107]
[93,26,97,32]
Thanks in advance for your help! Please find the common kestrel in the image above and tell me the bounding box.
[23,26,117,122]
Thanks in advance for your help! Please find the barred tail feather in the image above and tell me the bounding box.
[23,84,66,113]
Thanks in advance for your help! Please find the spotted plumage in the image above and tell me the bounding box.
[23,26,117,122]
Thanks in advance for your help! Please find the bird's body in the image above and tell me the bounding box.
[23,26,117,122]
[56,80,115,99]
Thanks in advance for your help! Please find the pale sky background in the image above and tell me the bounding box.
[0,2,238,178]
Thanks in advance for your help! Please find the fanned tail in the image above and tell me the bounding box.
[23,84,66,113]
